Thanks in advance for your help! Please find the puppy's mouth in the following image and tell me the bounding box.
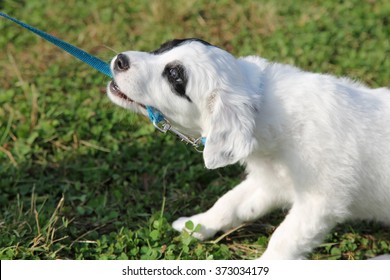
[109,81,146,109]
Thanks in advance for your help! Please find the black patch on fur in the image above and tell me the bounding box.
[162,61,191,102]
[151,38,212,55]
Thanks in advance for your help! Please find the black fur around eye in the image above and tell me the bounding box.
[163,62,191,102]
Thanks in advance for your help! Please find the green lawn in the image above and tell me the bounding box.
[0,0,389,260]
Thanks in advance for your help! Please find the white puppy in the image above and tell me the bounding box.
[107,38,390,259]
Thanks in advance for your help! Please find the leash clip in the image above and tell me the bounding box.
[152,120,205,152]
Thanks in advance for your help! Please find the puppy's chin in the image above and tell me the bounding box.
[106,81,147,115]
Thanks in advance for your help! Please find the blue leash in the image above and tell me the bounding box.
[1,12,204,149]
[1,12,111,78]
[0,12,164,124]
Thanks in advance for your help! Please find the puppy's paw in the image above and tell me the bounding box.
[172,215,216,241]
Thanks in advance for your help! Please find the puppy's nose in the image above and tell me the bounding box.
[114,53,130,72]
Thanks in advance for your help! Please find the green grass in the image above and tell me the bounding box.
[0,0,389,260]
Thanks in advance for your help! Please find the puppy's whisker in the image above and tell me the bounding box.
[102,45,119,55]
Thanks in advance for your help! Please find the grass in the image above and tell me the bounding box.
[0,0,389,260]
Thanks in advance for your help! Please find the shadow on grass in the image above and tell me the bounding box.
[0,130,246,259]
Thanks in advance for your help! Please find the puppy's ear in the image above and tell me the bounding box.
[203,88,258,169]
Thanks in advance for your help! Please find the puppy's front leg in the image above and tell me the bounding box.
[172,176,289,241]
[260,198,342,259]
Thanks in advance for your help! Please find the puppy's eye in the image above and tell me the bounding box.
[169,67,181,81]
[163,61,191,102]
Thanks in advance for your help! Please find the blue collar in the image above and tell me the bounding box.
[1,12,206,151]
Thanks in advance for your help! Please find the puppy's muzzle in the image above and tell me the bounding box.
[114,53,130,72]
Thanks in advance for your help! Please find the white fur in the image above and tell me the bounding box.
[107,40,390,259]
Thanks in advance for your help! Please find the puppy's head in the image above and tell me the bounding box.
[107,38,258,169]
